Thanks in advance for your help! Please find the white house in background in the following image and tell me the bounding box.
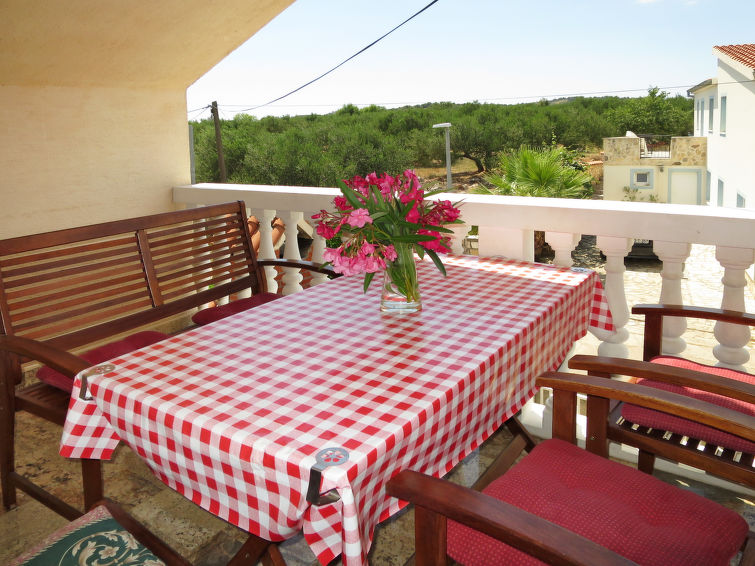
[688,44,755,210]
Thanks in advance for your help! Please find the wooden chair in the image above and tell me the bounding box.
[10,498,190,565]
[569,304,755,488]
[387,371,755,566]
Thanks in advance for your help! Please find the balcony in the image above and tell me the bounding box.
[2,182,754,565]
[639,134,672,158]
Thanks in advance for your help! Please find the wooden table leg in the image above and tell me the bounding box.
[228,533,280,566]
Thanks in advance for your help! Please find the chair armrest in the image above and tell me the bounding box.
[0,335,90,378]
[631,304,754,360]
[632,304,755,326]
[538,372,755,442]
[256,258,340,278]
[568,355,755,404]
[386,470,637,566]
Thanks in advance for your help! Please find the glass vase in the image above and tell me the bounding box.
[380,243,421,313]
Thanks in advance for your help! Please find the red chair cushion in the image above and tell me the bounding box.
[448,438,748,566]
[191,293,282,326]
[621,356,755,453]
[35,331,169,393]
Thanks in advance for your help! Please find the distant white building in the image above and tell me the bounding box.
[602,134,706,204]
[688,44,755,210]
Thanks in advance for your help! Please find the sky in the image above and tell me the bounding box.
[186,0,755,121]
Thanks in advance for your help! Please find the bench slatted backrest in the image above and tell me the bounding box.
[0,202,262,353]
[145,214,255,305]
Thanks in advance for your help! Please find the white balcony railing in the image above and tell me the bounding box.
[175,181,755,370]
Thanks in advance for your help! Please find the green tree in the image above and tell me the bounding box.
[473,146,593,198]
[605,87,692,135]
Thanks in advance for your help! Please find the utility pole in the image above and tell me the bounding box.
[432,122,452,190]
[211,101,227,182]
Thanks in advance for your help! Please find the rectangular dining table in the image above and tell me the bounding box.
[61,254,613,566]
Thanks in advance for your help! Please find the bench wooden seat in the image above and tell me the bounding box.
[0,201,336,520]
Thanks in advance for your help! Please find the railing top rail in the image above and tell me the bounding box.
[174,184,755,250]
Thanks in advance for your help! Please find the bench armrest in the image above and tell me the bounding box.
[0,335,90,379]
[256,258,340,278]
[568,355,755,404]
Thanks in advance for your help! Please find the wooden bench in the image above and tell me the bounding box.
[0,201,335,520]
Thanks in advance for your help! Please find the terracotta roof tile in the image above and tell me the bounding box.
[714,44,755,70]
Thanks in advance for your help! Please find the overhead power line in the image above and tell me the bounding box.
[192,77,755,119]
[236,0,441,113]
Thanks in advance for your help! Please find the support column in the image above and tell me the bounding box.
[545,232,580,268]
[594,236,633,358]
[713,246,754,370]
[281,211,304,295]
[653,241,691,355]
[305,213,330,286]
[447,223,468,255]
[256,209,279,294]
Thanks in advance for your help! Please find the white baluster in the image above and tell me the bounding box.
[653,241,691,355]
[447,223,468,255]
[713,246,754,370]
[594,236,633,358]
[304,214,329,286]
[255,209,279,294]
[545,232,580,268]
[281,211,304,295]
[478,226,534,261]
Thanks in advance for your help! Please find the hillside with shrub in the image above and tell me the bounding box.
[191,88,692,188]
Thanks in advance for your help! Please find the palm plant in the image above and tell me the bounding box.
[473,146,593,198]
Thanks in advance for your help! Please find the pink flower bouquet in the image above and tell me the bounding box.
[312,170,462,309]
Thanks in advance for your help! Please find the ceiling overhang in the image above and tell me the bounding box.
[0,0,295,89]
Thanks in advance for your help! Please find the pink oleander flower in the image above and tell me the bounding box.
[333,196,352,211]
[383,244,397,262]
[346,208,373,228]
[313,170,463,292]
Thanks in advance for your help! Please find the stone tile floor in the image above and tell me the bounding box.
[2,243,754,565]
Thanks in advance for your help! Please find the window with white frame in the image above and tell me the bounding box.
[699,99,705,136]
[708,96,714,132]
[717,179,724,207]
[720,96,727,134]
[737,193,746,208]
[630,168,653,189]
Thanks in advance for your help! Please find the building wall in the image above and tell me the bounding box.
[0,85,190,237]
[693,59,755,209]
[602,136,706,204]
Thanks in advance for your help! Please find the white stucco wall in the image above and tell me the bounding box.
[0,0,294,240]
[694,58,755,209]
[0,85,190,237]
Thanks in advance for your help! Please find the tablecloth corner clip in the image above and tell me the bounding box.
[306,447,349,506]
[78,363,116,400]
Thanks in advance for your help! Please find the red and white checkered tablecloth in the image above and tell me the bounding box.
[61,255,613,566]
